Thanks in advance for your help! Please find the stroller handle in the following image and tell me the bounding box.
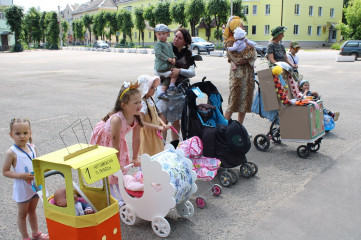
[124,163,134,171]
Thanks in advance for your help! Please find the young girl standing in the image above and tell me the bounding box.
[137,75,169,156]
[90,82,143,204]
[2,118,49,240]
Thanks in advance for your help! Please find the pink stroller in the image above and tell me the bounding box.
[158,129,222,209]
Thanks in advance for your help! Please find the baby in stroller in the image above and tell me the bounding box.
[299,80,340,121]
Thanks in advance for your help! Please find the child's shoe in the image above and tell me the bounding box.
[32,232,49,240]
[334,112,340,121]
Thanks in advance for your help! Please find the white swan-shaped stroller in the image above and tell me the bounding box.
[113,144,198,237]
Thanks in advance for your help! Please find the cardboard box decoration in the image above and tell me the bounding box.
[279,100,325,140]
[257,69,293,111]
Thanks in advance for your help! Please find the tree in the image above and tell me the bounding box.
[171,1,187,28]
[134,7,146,46]
[39,11,47,43]
[105,12,119,44]
[343,0,361,39]
[143,5,156,42]
[93,11,106,40]
[119,9,134,43]
[45,11,60,49]
[61,20,69,44]
[232,0,246,22]
[200,13,213,41]
[154,2,172,26]
[4,5,24,52]
[207,0,229,41]
[72,21,76,43]
[186,0,205,36]
[24,7,41,47]
[73,19,85,44]
[82,14,93,43]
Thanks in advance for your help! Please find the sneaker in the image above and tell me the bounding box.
[158,92,169,101]
[334,112,340,121]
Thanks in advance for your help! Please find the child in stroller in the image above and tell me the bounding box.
[181,78,258,187]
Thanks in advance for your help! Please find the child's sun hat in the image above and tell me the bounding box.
[137,75,160,98]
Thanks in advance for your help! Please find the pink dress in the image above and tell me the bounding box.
[90,111,138,169]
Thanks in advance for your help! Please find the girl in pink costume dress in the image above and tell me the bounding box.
[2,118,49,240]
[90,82,143,205]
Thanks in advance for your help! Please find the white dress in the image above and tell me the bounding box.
[11,144,37,203]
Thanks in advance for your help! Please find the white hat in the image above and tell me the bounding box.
[137,75,160,98]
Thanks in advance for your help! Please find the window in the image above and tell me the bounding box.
[318,7,322,16]
[330,8,335,18]
[265,4,270,15]
[264,25,270,35]
[149,32,151,39]
[0,11,4,20]
[134,32,137,39]
[253,5,257,15]
[317,26,322,36]
[293,25,299,35]
[244,26,248,34]
[252,25,256,35]
[308,26,312,35]
[309,6,313,16]
[345,41,359,47]
[243,5,249,15]
[295,4,300,15]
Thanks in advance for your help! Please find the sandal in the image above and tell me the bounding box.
[32,232,49,240]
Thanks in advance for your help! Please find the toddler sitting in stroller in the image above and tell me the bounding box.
[299,80,340,121]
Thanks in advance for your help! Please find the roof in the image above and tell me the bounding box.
[74,0,117,14]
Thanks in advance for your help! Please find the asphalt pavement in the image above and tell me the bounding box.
[0,49,360,240]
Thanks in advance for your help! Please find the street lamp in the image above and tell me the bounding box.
[58,6,63,49]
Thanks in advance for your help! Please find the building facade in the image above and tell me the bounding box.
[0,0,15,50]
[62,0,343,47]
[239,0,343,47]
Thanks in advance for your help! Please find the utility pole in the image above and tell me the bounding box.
[230,0,233,16]
[58,6,63,49]
[281,0,284,26]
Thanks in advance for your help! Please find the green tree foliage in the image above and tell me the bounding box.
[232,0,246,22]
[171,1,187,28]
[24,7,41,47]
[73,19,85,44]
[207,0,229,40]
[119,9,134,43]
[72,21,76,41]
[134,7,146,45]
[61,20,69,43]
[186,0,205,36]
[4,5,24,51]
[343,0,361,39]
[94,11,106,40]
[40,11,47,43]
[106,12,119,44]
[143,5,156,42]
[82,14,93,43]
[45,11,59,49]
[154,2,172,26]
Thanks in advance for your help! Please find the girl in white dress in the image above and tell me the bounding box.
[2,118,49,240]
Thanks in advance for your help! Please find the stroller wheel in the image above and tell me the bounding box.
[297,145,310,158]
[228,169,239,184]
[309,142,320,152]
[240,163,253,178]
[176,200,195,218]
[247,162,258,176]
[152,216,171,238]
[119,205,136,226]
[196,197,206,208]
[254,134,270,152]
[219,171,232,187]
[212,184,222,196]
